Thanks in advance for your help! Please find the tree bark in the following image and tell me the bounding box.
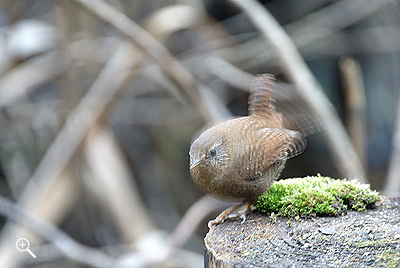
[205,196,400,268]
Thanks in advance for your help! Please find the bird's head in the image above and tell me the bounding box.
[189,127,231,184]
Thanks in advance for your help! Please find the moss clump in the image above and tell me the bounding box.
[256,174,380,217]
[377,250,400,268]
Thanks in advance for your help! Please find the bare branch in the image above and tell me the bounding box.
[167,196,228,249]
[384,93,400,194]
[72,0,213,122]
[0,51,63,108]
[382,0,400,195]
[0,43,142,267]
[113,196,228,267]
[0,195,115,267]
[16,43,142,205]
[285,0,391,48]
[84,127,155,242]
[339,57,367,167]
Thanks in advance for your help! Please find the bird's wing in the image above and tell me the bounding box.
[273,82,322,136]
[248,74,284,128]
[249,74,321,136]
[239,128,306,181]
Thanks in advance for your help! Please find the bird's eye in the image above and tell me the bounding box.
[210,148,217,157]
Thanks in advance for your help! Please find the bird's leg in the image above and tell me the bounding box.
[208,203,242,228]
[208,202,253,228]
[238,202,253,224]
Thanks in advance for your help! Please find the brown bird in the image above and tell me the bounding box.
[189,74,310,227]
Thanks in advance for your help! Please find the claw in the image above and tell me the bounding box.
[239,202,252,224]
[208,219,220,228]
[208,202,253,228]
[208,209,230,228]
[240,213,247,224]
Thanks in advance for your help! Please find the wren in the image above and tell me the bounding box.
[189,74,308,227]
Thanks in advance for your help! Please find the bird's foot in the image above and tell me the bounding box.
[238,203,252,224]
[208,207,234,228]
[208,202,253,228]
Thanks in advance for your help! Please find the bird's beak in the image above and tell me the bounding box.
[190,158,201,169]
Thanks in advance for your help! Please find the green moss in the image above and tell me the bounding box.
[242,250,259,257]
[256,174,380,217]
[354,239,393,248]
[376,250,400,268]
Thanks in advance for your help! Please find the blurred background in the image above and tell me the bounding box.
[0,0,399,267]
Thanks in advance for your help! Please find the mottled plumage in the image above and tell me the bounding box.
[189,74,308,227]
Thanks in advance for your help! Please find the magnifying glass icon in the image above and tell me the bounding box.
[16,238,36,258]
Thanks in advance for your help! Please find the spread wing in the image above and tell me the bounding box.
[249,74,321,136]
[238,128,306,181]
[274,82,322,136]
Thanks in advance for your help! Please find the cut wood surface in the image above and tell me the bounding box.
[205,196,400,268]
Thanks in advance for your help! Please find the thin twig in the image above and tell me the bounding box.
[0,195,115,267]
[228,0,367,181]
[0,51,63,108]
[72,0,213,122]
[285,0,391,48]
[339,57,367,167]
[15,43,142,205]
[114,196,228,267]
[384,92,400,194]
[382,0,400,195]
[243,0,390,69]
[205,56,253,90]
[0,43,142,267]
[166,196,228,249]
[84,127,155,242]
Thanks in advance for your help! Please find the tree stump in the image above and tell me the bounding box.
[204,196,400,268]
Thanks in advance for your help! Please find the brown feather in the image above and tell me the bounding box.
[238,127,306,181]
[248,74,284,128]
[189,73,318,225]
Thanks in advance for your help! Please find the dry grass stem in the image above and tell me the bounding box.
[0,52,63,108]
[0,170,79,267]
[340,57,367,167]
[384,94,400,194]
[16,43,143,206]
[84,127,155,242]
[72,0,214,122]
[167,196,228,249]
[0,195,116,267]
[0,43,142,267]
